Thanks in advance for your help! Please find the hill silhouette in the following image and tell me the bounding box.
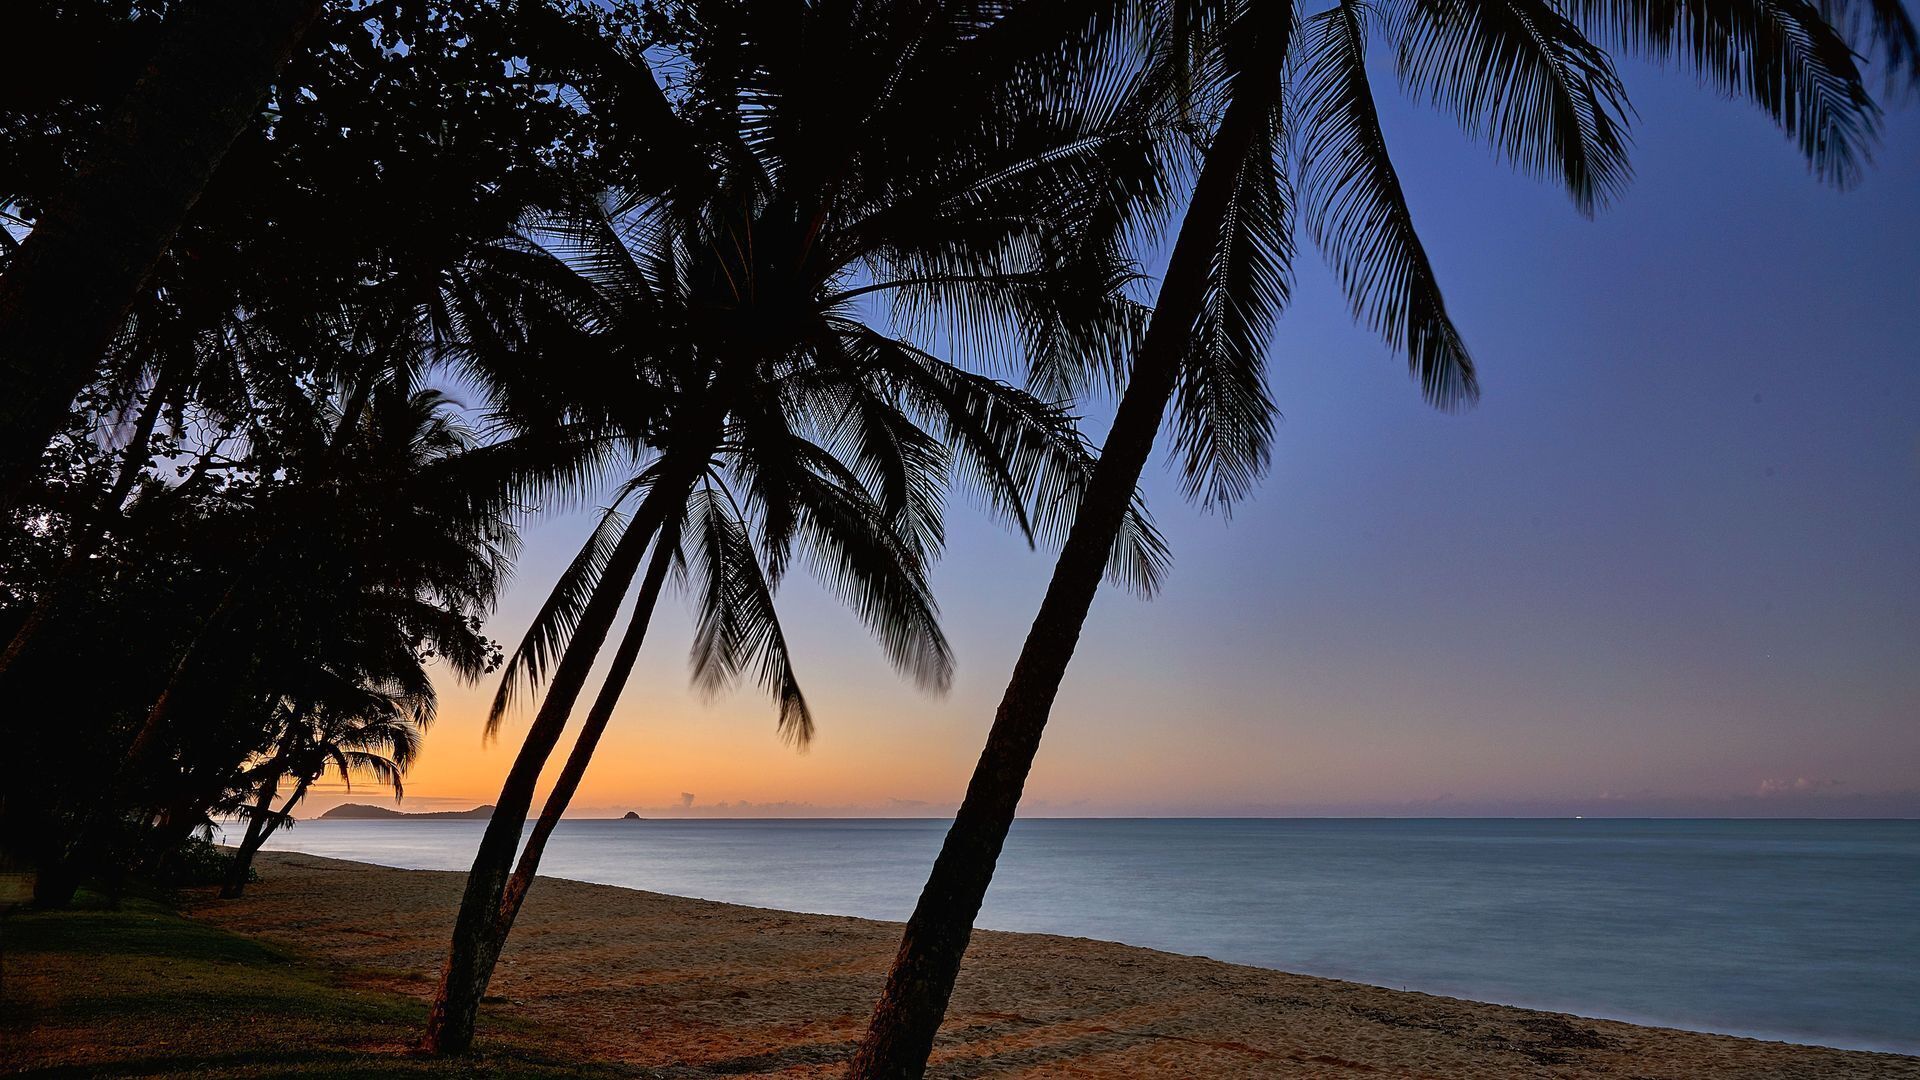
[318,803,495,821]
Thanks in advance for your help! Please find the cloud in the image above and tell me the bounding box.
[679,792,696,809]
[1757,777,1843,796]
[1595,788,1653,802]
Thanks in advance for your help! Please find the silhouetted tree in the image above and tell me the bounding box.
[0,0,324,509]
[1,2,677,906]
[9,381,512,907]
[222,684,429,898]
[847,0,1914,1073]
[419,0,1175,1045]
[0,0,637,681]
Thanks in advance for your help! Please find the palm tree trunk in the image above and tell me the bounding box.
[0,0,324,511]
[222,766,282,899]
[225,774,308,899]
[97,360,183,528]
[421,456,704,1055]
[409,527,684,1039]
[845,76,1277,1080]
[499,523,680,924]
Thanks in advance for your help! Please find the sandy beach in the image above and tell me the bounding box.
[155,851,1915,1078]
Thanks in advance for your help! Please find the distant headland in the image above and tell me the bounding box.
[318,804,496,821]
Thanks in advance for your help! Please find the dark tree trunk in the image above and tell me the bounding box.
[97,361,182,528]
[148,786,218,871]
[499,527,679,924]
[227,775,308,897]
[845,77,1276,1080]
[427,528,681,1025]
[221,767,282,899]
[421,458,702,1055]
[0,0,324,510]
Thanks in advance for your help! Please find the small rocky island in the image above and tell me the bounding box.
[622,811,643,820]
[318,803,496,821]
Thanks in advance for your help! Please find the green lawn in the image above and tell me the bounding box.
[0,879,635,1078]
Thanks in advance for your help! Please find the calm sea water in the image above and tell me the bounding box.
[260,817,1920,1054]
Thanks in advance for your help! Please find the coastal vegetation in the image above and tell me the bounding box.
[2,0,636,907]
[1,0,1912,1076]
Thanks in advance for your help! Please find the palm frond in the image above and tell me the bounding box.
[1825,0,1920,88]
[829,322,1168,595]
[778,463,954,694]
[486,503,632,734]
[683,486,815,745]
[1392,0,1635,214]
[1567,0,1880,185]
[1298,0,1481,410]
[1176,72,1290,509]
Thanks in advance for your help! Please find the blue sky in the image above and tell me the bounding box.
[373,52,1920,819]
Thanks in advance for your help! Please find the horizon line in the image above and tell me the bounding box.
[306,811,1920,822]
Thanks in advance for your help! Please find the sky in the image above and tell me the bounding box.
[310,56,1920,820]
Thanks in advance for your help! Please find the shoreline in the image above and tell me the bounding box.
[248,848,1911,1057]
[181,850,1918,1077]
[259,818,1918,1058]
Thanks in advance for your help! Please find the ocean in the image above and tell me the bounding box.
[260,817,1920,1054]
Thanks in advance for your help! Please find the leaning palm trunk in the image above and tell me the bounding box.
[846,72,1278,1080]
[479,527,680,1007]
[222,772,308,899]
[222,768,282,899]
[0,0,323,509]
[422,455,703,1054]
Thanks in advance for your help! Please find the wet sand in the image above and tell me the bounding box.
[186,851,1919,1077]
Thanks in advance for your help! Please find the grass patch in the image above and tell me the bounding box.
[1,890,639,1078]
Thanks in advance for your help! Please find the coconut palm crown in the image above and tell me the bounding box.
[418,0,1182,1052]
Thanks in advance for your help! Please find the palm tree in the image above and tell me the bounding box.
[847,0,1913,1072]
[0,0,621,682]
[118,362,458,773]
[221,679,429,899]
[418,1,1177,1052]
[1,292,283,682]
[27,379,514,908]
[0,0,325,510]
[2,1,657,904]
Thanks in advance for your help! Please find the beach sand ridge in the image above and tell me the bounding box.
[182,852,1920,1078]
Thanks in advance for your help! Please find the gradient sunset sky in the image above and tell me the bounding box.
[313,57,1920,819]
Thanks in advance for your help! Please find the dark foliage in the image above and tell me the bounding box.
[0,0,645,899]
